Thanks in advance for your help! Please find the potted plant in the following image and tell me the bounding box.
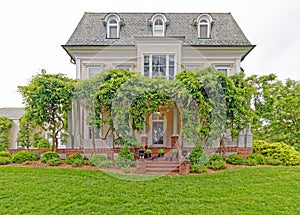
[172,149,178,159]
[145,149,152,159]
[158,149,165,158]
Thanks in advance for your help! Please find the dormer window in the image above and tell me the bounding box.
[197,14,213,39]
[153,18,164,36]
[150,14,168,36]
[103,14,121,39]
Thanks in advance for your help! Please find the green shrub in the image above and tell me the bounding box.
[0,157,11,165]
[71,158,83,167]
[246,153,266,165]
[90,155,113,168]
[41,152,60,163]
[208,154,224,164]
[245,158,257,166]
[190,164,207,173]
[83,159,90,165]
[37,138,51,149]
[0,151,12,159]
[189,146,207,165]
[209,160,227,170]
[47,158,62,166]
[253,140,300,166]
[116,146,135,168]
[226,153,245,165]
[12,151,39,164]
[66,153,84,165]
[267,158,282,166]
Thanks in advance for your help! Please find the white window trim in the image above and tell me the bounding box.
[104,14,121,39]
[213,64,233,75]
[86,64,104,78]
[197,14,213,39]
[150,14,168,37]
[142,53,176,80]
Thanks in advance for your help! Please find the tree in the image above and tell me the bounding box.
[249,74,300,149]
[0,116,12,150]
[18,70,76,151]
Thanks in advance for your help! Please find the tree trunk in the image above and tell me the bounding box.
[52,129,56,152]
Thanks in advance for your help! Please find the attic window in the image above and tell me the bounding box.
[197,14,213,39]
[150,14,168,36]
[107,18,119,38]
[153,18,164,36]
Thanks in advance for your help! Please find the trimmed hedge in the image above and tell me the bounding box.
[226,153,245,165]
[41,152,60,163]
[12,151,39,164]
[66,153,84,167]
[0,157,11,165]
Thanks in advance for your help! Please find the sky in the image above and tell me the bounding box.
[1,0,300,108]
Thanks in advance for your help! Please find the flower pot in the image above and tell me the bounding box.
[158,153,164,158]
[152,156,157,162]
[145,153,151,159]
[172,153,178,159]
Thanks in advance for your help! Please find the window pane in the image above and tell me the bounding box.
[109,26,118,38]
[88,67,102,78]
[200,25,208,38]
[144,56,149,77]
[152,55,166,78]
[109,19,117,24]
[155,19,163,25]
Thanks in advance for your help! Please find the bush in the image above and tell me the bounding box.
[37,138,51,149]
[253,140,300,166]
[41,152,60,163]
[226,153,245,165]
[267,158,282,166]
[208,160,227,170]
[65,153,84,166]
[245,158,257,166]
[47,158,62,166]
[90,155,113,168]
[189,146,207,165]
[0,152,12,159]
[0,157,11,165]
[246,153,266,165]
[116,146,135,168]
[12,151,39,164]
[190,164,207,173]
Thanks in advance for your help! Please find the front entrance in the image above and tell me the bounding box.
[150,112,166,146]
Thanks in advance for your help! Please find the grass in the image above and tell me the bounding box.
[0,166,300,214]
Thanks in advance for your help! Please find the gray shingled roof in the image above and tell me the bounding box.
[0,108,25,120]
[65,13,252,46]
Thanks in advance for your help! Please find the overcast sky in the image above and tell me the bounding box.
[1,0,300,108]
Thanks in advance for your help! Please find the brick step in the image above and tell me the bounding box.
[144,161,180,174]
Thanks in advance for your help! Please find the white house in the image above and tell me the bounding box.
[63,12,255,155]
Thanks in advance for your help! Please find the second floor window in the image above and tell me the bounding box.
[153,18,164,36]
[143,54,175,80]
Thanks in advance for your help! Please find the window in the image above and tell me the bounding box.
[103,14,121,38]
[214,64,231,75]
[87,66,103,78]
[107,18,119,38]
[153,18,164,36]
[199,19,209,38]
[197,14,213,39]
[143,54,176,80]
[150,14,168,36]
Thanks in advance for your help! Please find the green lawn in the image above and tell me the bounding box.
[0,166,300,215]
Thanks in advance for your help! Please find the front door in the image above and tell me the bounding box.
[151,112,166,146]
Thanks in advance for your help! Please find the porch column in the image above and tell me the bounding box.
[173,105,178,136]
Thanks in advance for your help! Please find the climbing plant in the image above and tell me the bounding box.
[0,116,12,150]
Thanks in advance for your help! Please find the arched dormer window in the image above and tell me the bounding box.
[150,14,168,36]
[103,14,121,39]
[197,14,213,39]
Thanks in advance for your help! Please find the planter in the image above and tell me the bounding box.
[182,150,188,157]
[145,153,151,159]
[139,150,145,159]
[158,153,164,158]
[152,156,157,162]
